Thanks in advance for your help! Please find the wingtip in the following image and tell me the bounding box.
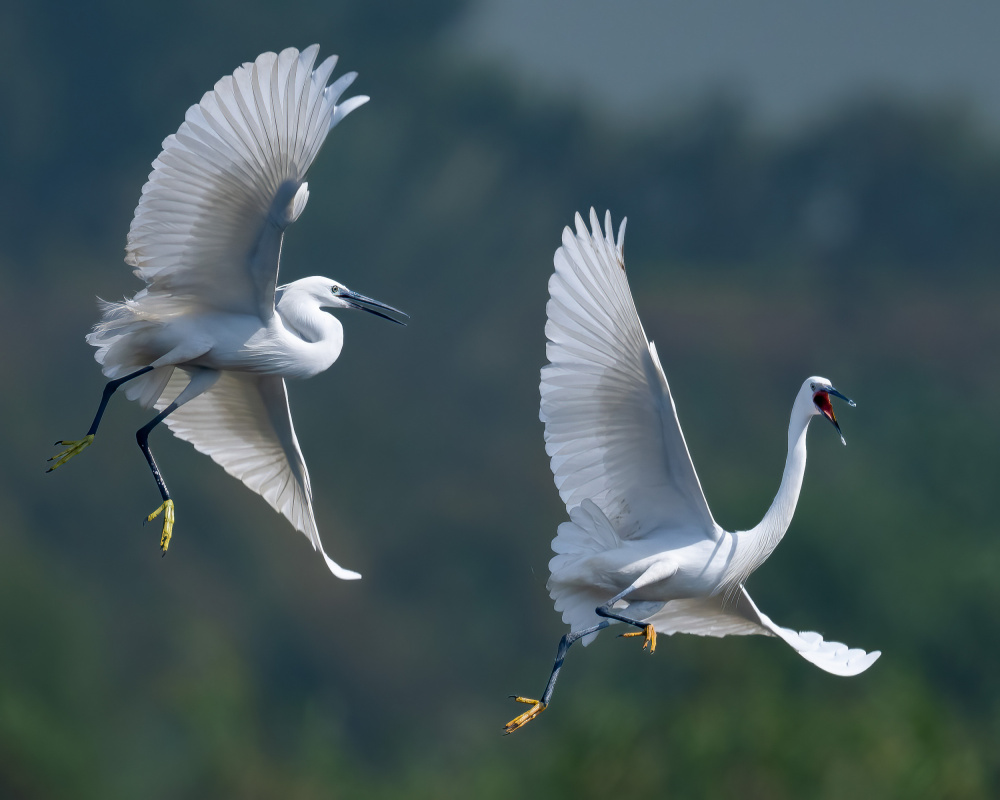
[327,558,362,580]
[321,551,362,580]
[588,207,601,237]
[860,649,882,669]
[807,642,881,676]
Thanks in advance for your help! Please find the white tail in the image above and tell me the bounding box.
[547,499,622,645]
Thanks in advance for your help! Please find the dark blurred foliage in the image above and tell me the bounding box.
[1,0,999,797]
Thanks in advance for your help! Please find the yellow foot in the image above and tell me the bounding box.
[46,435,95,472]
[504,696,547,734]
[621,624,657,653]
[146,499,175,554]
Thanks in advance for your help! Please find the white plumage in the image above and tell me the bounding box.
[506,209,878,732]
[51,47,405,579]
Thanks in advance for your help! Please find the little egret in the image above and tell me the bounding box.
[505,210,879,733]
[48,46,406,580]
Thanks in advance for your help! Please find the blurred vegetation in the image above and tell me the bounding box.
[1,0,999,797]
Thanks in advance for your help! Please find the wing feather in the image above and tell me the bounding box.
[541,209,718,541]
[729,588,881,676]
[619,587,879,675]
[125,46,369,321]
[155,370,360,579]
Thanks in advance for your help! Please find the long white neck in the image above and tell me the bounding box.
[276,294,336,343]
[274,292,344,378]
[723,406,812,592]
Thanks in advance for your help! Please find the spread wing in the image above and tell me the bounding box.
[624,587,880,675]
[155,369,360,579]
[125,45,368,321]
[541,209,718,541]
[728,588,880,676]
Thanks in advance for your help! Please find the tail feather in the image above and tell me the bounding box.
[547,499,622,646]
[86,298,173,407]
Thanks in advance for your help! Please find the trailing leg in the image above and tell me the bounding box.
[504,620,611,734]
[47,367,154,471]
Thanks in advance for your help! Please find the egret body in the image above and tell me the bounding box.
[48,47,405,579]
[506,210,879,732]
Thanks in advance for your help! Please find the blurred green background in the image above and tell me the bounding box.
[2,1,999,797]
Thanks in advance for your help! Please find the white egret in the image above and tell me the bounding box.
[505,209,879,733]
[48,46,406,580]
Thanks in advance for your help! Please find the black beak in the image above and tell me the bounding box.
[343,289,408,325]
[816,385,854,446]
[828,411,846,446]
[826,386,856,408]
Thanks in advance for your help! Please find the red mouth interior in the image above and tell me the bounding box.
[813,391,836,422]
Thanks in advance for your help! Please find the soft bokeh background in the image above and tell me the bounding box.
[2,1,999,797]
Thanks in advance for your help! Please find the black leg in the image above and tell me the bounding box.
[539,622,611,706]
[596,586,658,652]
[505,620,611,734]
[88,366,154,436]
[136,401,178,504]
[594,585,649,631]
[594,605,650,629]
[133,368,218,555]
[48,366,155,472]
[136,400,180,554]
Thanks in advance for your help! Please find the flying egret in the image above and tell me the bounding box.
[47,46,406,580]
[505,209,879,733]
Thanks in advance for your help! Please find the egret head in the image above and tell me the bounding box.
[291,277,408,325]
[801,376,855,445]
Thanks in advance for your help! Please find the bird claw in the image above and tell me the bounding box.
[620,624,657,654]
[504,696,547,734]
[46,435,95,472]
[146,499,175,554]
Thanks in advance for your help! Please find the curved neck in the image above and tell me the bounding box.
[276,294,339,345]
[274,293,343,378]
[755,415,810,546]
[723,407,812,591]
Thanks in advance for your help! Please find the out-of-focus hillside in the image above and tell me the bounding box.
[1,1,998,797]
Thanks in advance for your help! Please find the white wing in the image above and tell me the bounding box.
[126,46,368,320]
[155,369,360,579]
[731,587,881,676]
[541,209,717,541]
[633,587,880,676]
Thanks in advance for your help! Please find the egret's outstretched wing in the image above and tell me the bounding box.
[126,45,368,320]
[155,369,360,579]
[542,209,717,541]
[632,587,880,676]
[730,587,881,676]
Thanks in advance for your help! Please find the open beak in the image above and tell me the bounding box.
[342,289,408,325]
[814,386,854,445]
